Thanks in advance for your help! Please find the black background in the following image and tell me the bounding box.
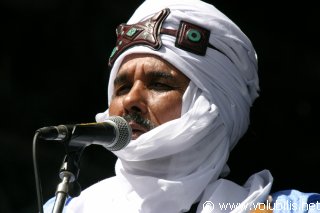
[1,0,319,212]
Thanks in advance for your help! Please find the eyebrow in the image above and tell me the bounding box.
[114,70,175,86]
[147,71,175,81]
[113,73,128,86]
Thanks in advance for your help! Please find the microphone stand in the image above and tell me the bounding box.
[52,150,82,213]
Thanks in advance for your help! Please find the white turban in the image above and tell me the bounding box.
[107,0,259,150]
[62,0,273,212]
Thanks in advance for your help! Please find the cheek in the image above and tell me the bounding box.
[108,98,123,116]
[152,93,183,124]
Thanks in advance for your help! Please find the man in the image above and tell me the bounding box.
[44,0,319,212]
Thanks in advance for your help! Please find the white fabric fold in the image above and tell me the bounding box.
[199,170,273,213]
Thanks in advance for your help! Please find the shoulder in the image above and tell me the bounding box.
[271,189,320,212]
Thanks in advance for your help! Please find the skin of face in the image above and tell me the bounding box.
[109,54,190,140]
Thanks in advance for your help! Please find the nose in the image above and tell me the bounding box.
[122,82,147,114]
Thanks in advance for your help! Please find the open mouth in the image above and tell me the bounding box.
[122,113,156,140]
[128,121,148,140]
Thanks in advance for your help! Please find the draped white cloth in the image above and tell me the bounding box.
[53,0,274,212]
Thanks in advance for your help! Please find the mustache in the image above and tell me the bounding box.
[122,113,156,131]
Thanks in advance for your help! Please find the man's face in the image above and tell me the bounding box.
[109,54,190,140]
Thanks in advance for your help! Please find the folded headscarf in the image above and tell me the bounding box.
[64,0,273,212]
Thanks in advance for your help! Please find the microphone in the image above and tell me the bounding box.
[36,116,132,151]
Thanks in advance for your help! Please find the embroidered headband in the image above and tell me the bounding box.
[108,8,222,67]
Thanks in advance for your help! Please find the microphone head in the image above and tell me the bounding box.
[106,116,132,151]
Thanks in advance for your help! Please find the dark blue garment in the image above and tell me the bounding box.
[272,190,320,213]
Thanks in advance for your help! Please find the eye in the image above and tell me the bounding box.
[115,84,132,96]
[149,82,173,91]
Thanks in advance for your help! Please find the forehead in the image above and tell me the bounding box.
[119,54,173,72]
[116,53,186,78]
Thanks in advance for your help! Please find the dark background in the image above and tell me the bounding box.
[1,0,319,212]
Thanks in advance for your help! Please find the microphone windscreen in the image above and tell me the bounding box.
[106,116,132,151]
